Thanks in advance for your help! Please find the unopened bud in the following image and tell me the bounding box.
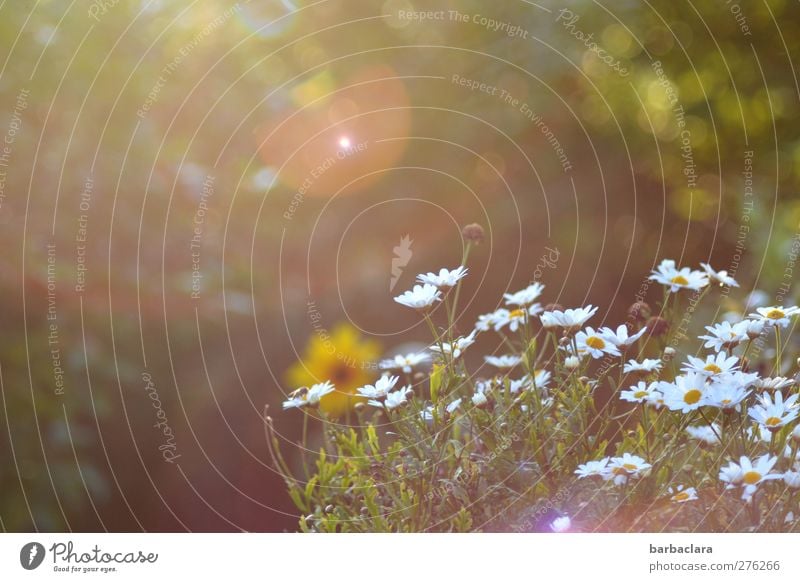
[462,223,485,244]
[324,504,335,514]
[354,402,366,412]
[663,346,676,357]
[646,316,669,337]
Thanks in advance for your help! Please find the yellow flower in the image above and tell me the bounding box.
[285,323,380,418]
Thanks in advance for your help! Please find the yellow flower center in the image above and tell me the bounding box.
[510,308,526,319]
[634,391,649,398]
[672,492,690,502]
[670,275,689,286]
[743,471,762,485]
[586,336,605,349]
[766,309,785,319]
[683,389,702,405]
[765,417,782,427]
[704,364,722,374]
[721,399,732,406]
[623,463,638,471]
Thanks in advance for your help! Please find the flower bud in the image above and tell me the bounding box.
[354,402,366,412]
[564,356,580,369]
[646,316,669,337]
[628,301,651,323]
[462,223,485,244]
[324,504,335,514]
[544,303,564,313]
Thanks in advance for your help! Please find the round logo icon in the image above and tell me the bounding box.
[20,542,46,570]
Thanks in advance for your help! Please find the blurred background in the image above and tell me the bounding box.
[1,0,799,531]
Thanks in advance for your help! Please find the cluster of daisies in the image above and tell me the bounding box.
[574,259,800,505]
[282,255,800,530]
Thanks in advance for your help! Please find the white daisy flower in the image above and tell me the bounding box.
[564,355,581,369]
[446,398,462,414]
[394,283,442,310]
[686,424,720,445]
[748,391,800,430]
[430,330,477,360]
[475,308,510,332]
[494,306,540,333]
[649,259,709,292]
[620,381,659,404]
[682,353,739,377]
[504,282,545,306]
[531,369,551,391]
[792,423,800,442]
[756,376,795,391]
[700,263,739,287]
[784,471,800,488]
[668,485,698,503]
[416,266,468,289]
[550,516,571,533]
[369,385,413,410]
[484,354,523,369]
[575,326,621,359]
[471,389,489,408]
[282,381,336,410]
[379,352,430,374]
[540,305,598,331]
[704,381,750,410]
[749,305,800,328]
[623,358,663,374]
[508,376,532,394]
[659,372,708,413]
[357,375,400,400]
[282,394,307,410]
[724,370,760,389]
[742,319,766,339]
[575,458,610,479]
[747,425,773,443]
[698,320,748,352]
[420,406,434,422]
[719,455,782,500]
[606,453,652,485]
[601,324,647,349]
